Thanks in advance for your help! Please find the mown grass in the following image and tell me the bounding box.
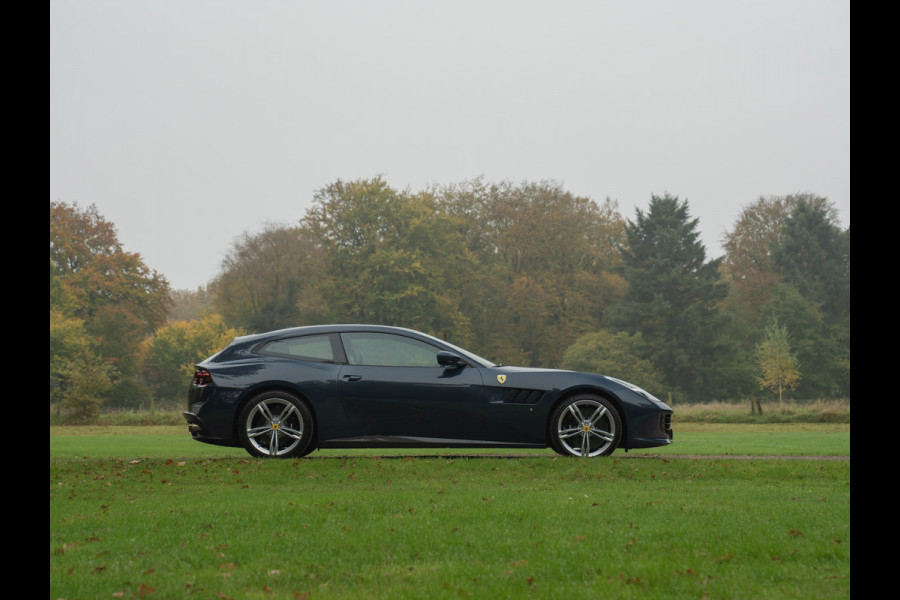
[49,398,851,426]
[50,424,849,599]
[49,422,850,460]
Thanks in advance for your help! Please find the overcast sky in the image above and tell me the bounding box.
[50,0,849,292]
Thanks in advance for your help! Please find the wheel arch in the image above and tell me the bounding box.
[231,383,320,448]
[545,386,628,447]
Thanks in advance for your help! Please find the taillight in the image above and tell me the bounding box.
[193,369,213,386]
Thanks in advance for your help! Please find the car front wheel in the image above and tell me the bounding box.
[550,394,622,457]
[237,391,315,458]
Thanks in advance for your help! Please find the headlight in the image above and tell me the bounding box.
[604,376,662,403]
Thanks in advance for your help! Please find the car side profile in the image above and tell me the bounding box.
[184,324,673,458]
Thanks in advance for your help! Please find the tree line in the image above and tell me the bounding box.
[50,178,849,417]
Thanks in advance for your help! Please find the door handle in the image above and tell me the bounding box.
[342,374,362,382]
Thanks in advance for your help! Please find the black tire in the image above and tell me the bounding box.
[236,391,315,458]
[549,394,622,457]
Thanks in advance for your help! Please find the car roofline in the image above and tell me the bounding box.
[222,324,495,367]
[226,324,454,350]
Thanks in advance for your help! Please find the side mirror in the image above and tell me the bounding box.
[436,351,467,368]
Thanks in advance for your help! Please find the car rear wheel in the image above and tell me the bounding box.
[550,394,621,457]
[237,391,315,458]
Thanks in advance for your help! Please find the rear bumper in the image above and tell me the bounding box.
[183,382,241,449]
[184,411,203,436]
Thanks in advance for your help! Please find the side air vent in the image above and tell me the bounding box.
[501,388,544,405]
[662,413,673,438]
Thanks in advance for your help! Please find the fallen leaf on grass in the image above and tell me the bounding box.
[54,541,80,555]
[713,553,733,563]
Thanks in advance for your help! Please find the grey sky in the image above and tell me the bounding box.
[50,0,850,292]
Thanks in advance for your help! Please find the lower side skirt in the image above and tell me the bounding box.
[318,435,546,449]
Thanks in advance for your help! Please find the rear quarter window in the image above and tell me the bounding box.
[258,334,335,362]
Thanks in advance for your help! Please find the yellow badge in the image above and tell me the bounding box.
[497,374,506,384]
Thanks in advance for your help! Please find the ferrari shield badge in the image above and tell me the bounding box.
[497,374,506,384]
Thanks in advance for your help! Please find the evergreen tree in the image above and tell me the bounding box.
[762,283,846,398]
[771,198,850,320]
[720,193,849,398]
[768,198,849,397]
[607,194,727,395]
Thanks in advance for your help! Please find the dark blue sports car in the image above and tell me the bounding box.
[184,324,673,458]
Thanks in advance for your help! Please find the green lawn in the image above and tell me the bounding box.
[49,422,850,460]
[50,425,850,599]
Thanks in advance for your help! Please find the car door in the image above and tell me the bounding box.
[336,331,486,441]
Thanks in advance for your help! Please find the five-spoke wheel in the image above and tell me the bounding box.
[237,391,314,458]
[550,395,622,457]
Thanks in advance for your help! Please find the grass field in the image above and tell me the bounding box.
[50,424,850,599]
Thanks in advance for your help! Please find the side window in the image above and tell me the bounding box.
[341,332,440,367]
[260,334,335,362]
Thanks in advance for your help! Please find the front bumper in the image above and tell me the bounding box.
[624,411,673,449]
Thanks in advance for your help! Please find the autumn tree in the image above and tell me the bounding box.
[606,194,727,396]
[302,177,476,343]
[722,193,843,315]
[169,286,215,322]
[723,194,800,309]
[561,330,666,398]
[50,202,171,407]
[142,314,244,407]
[437,178,627,366]
[50,316,113,420]
[755,319,800,405]
[50,202,171,335]
[50,261,114,419]
[212,223,327,332]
